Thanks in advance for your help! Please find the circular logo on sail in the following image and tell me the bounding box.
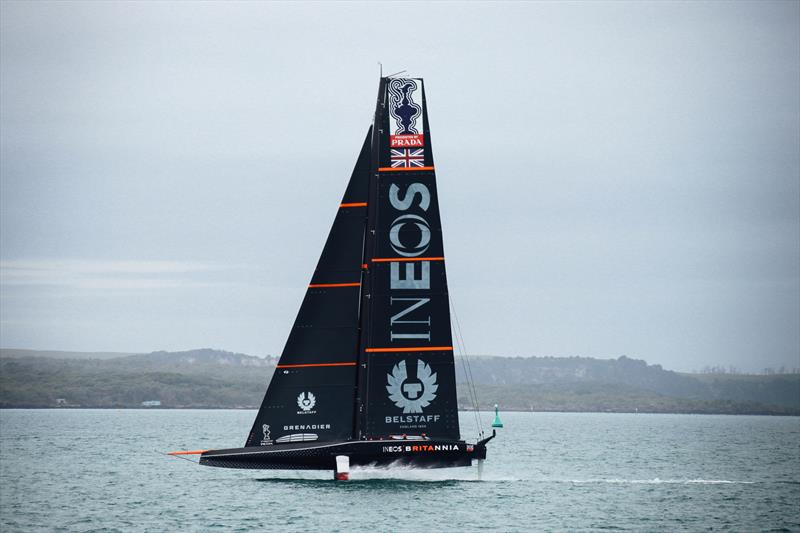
[386,359,438,414]
[297,391,316,412]
[389,214,431,257]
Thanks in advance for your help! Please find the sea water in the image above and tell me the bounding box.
[1,410,798,531]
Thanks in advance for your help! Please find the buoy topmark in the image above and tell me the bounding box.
[491,404,504,428]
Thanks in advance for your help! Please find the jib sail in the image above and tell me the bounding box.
[245,128,372,447]
[357,78,460,440]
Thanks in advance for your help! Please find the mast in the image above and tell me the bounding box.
[353,77,387,440]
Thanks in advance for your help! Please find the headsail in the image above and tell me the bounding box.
[245,128,372,447]
[357,78,460,440]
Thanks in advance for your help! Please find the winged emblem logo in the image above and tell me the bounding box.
[386,359,438,413]
[297,391,316,412]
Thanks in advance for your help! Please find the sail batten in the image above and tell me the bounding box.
[371,256,445,263]
[276,362,357,369]
[366,346,453,353]
[377,166,436,172]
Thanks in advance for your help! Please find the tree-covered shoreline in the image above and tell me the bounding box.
[1,349,798,415]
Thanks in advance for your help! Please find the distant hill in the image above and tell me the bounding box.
[0,349,276,408]
[454,355,800,409]
[0,348,136,360]
[0,349,797,414]
[455,355,701,395]
[113,349,276,372]
[685,372,800,410]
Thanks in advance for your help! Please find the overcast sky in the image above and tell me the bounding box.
[1,1,798,372]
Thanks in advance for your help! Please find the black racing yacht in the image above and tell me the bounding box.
[170,76,494,479]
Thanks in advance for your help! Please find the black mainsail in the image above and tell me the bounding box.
[357,77,460,440]
[187,77,494,473]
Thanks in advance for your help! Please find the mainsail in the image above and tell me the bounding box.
[357,77,459,440]
[246,77,459,448]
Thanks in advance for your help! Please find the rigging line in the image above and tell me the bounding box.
[459,343,482,440]
[450,295,485,438]
[452,314,480,439]
[459,326,484,439]
[448,299,478,429]
[459,333,485,438]
[449,297,480,435]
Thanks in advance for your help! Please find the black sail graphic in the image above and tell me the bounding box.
[357,78,460,440]
[245,128,371,447]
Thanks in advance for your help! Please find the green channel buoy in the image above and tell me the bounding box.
[491,404,503,428]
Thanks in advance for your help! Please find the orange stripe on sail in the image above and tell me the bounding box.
[371,257,445,263]
[339,202,367,208]
[378,166,435,172]
[365,346,453,353]
[276,362,357,369]
[168,450,207,455]
[307,282,361,288]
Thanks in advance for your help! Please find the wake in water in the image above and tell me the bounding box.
[246,466,752,485]
[349,463,514,482]
[559,478,756,485]
[250,462,516,483]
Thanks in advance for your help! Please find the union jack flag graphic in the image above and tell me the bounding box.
[390,148,425,168]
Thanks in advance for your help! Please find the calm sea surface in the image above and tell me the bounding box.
[1,410,798,532]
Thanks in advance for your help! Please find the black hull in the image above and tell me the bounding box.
[199,438,487,470]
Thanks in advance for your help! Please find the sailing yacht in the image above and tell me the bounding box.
[171,77,494,478]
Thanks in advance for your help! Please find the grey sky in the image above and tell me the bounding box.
[1,1,798,372]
